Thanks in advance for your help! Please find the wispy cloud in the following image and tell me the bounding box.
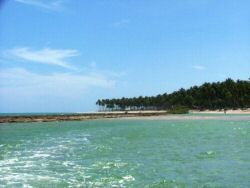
[192,65,206,70]
[5,47,79,70]
[15,0,64,10]
[113,19,130,27]
[1,46,125,111]
[0,68,116,97]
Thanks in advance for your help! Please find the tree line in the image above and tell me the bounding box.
[96,78,250,111]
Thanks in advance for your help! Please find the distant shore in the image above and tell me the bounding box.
[0,111,166,123]
[190,109,250,114]
[0,109,250,123]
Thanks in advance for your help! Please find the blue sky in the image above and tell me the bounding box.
[0,0,249,112]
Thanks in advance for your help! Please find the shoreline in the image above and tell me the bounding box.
[117,114,250,121]
[0,110,250,123]
[0,111,167,123]
[190,109,250,115]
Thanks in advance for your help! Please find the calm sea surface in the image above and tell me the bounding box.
[0,117,249,187]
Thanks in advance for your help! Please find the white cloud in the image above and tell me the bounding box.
[5,47,79,69]
[0,68,116,98]
[113,19,130,27]
[192,65,206,70]
[0,46,124,112]
[15,0,64,10]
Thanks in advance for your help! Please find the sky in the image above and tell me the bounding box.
[0,0,249,113]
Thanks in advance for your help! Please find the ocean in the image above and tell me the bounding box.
[0,117,249,187]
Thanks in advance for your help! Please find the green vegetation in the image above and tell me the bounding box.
[96,78,250,111]
[167,105,189,114]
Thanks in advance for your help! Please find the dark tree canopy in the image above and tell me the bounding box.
[96,78,250,111]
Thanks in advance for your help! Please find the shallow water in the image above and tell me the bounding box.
[0,118,249,187]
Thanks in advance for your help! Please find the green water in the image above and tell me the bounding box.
[0,118,249,187]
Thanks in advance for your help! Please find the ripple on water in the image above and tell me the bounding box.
[1,173,60,186]
[196,151,217,159]
[29,153,51,159]
[146,179,185,188]
[92,161,128,169]
[81,174,135,188]
[95,145,112,152]
[1,120,249,187]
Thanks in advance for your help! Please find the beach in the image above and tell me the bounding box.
[190,109,250,114]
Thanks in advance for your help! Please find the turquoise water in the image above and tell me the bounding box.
[0,118,249,187]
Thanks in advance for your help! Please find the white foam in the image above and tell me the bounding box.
[29,153,50,158]
[23,184,33,188]
[123,175,135,181]
[102,165,111,169]
[206,151,215,155]
[0,158,19,165]
[62,161,75,167]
